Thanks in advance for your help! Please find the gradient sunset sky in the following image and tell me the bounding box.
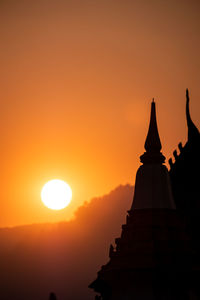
[0,0,200,227]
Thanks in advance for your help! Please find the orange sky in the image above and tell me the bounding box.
[0,0,200,227]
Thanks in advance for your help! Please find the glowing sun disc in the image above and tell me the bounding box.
[41,179,72,210]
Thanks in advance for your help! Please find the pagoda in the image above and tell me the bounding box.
[89,98,194,299]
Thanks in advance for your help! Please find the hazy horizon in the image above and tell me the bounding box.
[0,184,133,300]
[0,183,133,229]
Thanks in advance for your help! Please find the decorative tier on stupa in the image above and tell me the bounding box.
[89,99,193,300]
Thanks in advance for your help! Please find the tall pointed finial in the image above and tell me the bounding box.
[144,100,161,153]
[186,89,199,142]
[140,100,165,164]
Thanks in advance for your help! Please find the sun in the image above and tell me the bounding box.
[41,179,72,210]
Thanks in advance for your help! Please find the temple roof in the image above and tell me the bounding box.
[186,89,200,142]
[169,90,200,216]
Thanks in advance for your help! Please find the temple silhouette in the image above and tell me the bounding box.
[89,90,200,299]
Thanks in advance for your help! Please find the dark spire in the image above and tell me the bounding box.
[140,100,165,164]
[186,89,200,142]
[144,100,161,152]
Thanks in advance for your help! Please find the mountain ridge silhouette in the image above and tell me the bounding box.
[0,184,133,300]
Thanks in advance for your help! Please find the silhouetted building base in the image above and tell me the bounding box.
[90,209,193,300]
